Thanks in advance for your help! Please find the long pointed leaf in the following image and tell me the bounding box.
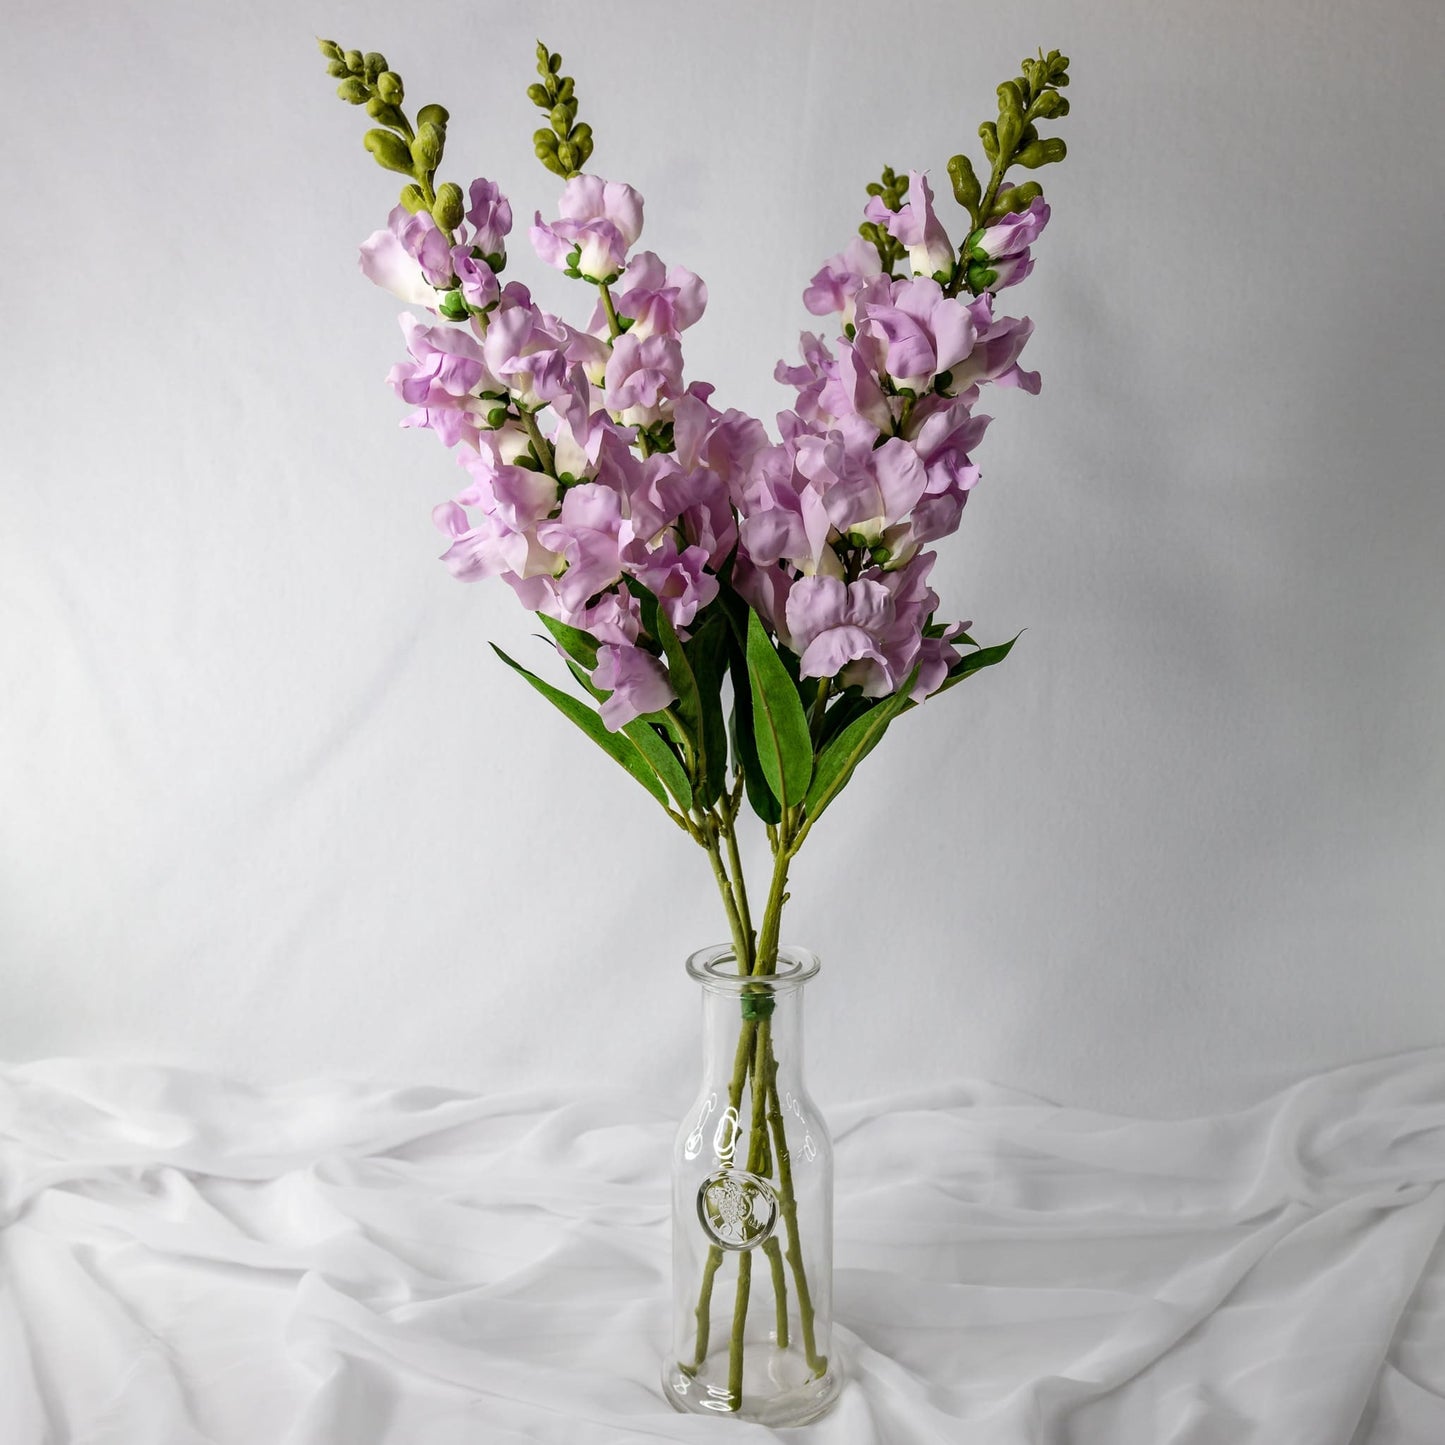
[685,608,730,807]
[728,654,782,825]
[900,633,1021,711]
[538,613,599,670]
[561,654,692,812]
[745,611,813,812]
[802,667,919,825]
[491,644,670,810]
[651,604,707,787]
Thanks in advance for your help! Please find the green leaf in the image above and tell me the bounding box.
[624,717,692,812]
[904,632,1021,709]
[802,668,919,826]
[538,613,599,671]
[555,648,692,813]
[491,644,670,810]
[651,603,707,788]
[684,608,730,808]
[745,611,813,812]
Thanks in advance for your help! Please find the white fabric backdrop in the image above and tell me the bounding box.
[3,1049,1444,1443]
[3,0,1445,1113]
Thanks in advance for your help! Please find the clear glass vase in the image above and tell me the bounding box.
[662,945,841,1424]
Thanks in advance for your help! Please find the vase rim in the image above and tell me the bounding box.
[685,944,820,992]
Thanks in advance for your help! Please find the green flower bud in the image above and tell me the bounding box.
[988,180,1042,219]
[411,121,444,170]
[550,104,572,139]
[534,130,567,177]
[433,180,464,231]
[557,140,578,173]
[336,77,369,105]
[364,129,414,175]
[978,121,999,163]
[571,123,593,164]
[527,82,550,108]
[555,76,574,103]
[326,59,348,79]
[376,70,403,105]
[946,154,982,219]
[1029,90,1068,120]
[966,262,998,290]
[344,49,363,74]
[535,39,549,67]
[1013,136,1066,169]
[316,37,342,60]
[547,50,562,73]
[365,99,406,129]
[996,110,1023,158]
[997,80,1024,120]
[399,183,428,213]
[437,289,469,321]
[416,103,449,129]
[363,52,387,83]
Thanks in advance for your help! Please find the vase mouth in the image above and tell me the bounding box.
[685,944,821,993]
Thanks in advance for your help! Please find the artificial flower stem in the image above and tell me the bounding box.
[687,1015,758,1371]
[725,1016,773,1405]
[520,411,555,476]
[597,282,623,339]
[766,1067,827,1376]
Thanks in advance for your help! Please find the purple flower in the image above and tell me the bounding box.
[531,175,645,284]
[864,171,955,280]
[796,433,929,563]
[902,394,989,544]
[622,531,718,632]
[433,455,560,583]
[592,643,675,731]
[820,335,895,435]
[803,237,883,322]
[592,252,707,339]
[534,481,624,613]
[387,313,497,448]
[465,178,514,263]
[672,394,769,501]
[776,332,842,431]
[624,452,737,569]
[450,245,500,312]
[966,194,1049,292]
[736,444,837,576]
[604,333,684,428]
[948,297,1040,394]
[784,553,942,697]
[481,289,577,411]
[854,277,978,395]
[359,206,453,307]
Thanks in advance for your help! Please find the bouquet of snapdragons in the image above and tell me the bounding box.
[316,35,1069,1412]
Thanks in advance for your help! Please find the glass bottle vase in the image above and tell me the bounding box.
[662,945,841,1424]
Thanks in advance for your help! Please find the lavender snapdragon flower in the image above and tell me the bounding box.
[864,171,955,280]
[531,174,645,284]
[965,193,1050,293]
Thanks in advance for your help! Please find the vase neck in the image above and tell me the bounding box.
[688,945,817,1086]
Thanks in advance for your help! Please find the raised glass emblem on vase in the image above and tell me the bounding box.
[663,945,841,1424]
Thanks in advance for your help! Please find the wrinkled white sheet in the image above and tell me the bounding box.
[1,1052,1442,1445]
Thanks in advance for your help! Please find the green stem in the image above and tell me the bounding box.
[687,1016,757,1372]
[725,1016,773,1405]
[520,409,555,476]
[598,281,623,339]
[765,1067,827,1377]
[718,805,755,961]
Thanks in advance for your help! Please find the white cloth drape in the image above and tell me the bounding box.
[2,1051,1443,1444]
